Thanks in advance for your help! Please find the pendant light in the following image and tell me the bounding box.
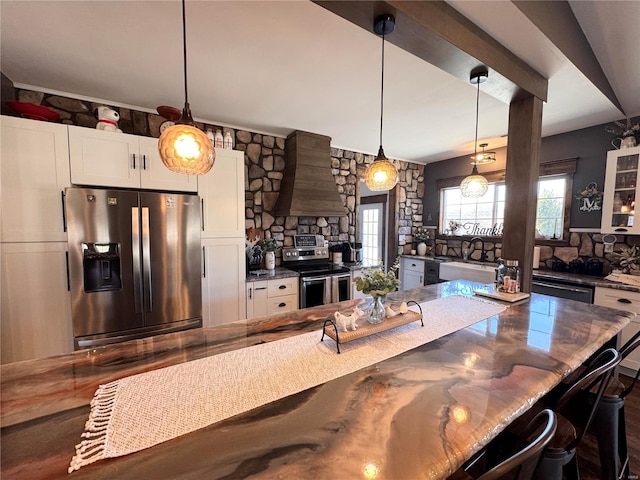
[461,67,490,198]
[158,0,215,175]
[470,143,496,164]
[364,14,399,192]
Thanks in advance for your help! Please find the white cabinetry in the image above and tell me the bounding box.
[68,126,196,192]
[1,116,70,242]
[201,237,246,327]
[200,149,246,326]
[1,243,73,363]
[601,146,640,234]
[246,281,269,318]
[246,277,298,318]
[400,257,425,291]
[594,286,640,372]
[198,149,245,238]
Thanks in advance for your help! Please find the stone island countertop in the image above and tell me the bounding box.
[1,280,633,479]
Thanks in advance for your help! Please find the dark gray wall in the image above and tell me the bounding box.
[423,116,640,229]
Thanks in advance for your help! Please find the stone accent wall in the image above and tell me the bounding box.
[13,89,425,267]
[433,232,640,274]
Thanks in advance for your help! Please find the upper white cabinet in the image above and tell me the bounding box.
[198,149,245,238]
[601,145,640,234]
[68,126,196,192]
[1,116,71,242]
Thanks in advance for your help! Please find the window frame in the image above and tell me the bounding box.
[436,159,576,242]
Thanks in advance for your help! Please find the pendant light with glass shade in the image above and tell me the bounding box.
[460,67,491,198]
[364,14,399,192]
[158,0,215,175]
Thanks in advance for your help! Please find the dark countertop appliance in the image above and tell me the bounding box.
[283,235,351,308]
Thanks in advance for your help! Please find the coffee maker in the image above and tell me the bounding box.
[343,242,363,263]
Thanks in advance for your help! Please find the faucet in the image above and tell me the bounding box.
[468,237,486,262]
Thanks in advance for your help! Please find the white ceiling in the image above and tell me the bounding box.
[1,1,638,164]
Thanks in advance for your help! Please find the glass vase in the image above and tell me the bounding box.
[368,295,386,324]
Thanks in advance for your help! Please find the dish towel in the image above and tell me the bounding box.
[69,295,506,472]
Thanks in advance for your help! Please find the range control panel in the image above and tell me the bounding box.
[282,247,329,262]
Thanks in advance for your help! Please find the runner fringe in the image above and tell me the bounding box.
[68,380,120,473]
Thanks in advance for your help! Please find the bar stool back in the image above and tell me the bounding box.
[534,348,621,480]
[585,330,640,480]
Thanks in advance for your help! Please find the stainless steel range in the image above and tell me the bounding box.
[283,235,351,308]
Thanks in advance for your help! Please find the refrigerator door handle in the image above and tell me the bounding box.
[141,206,152,313]
[131,207,142,314]
[200,198,205,231]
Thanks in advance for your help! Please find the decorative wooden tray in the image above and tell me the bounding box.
[321,301,423,353]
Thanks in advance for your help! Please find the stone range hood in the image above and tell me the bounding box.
[274,130,347,218]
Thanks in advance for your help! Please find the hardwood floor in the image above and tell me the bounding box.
[577,374,639,480]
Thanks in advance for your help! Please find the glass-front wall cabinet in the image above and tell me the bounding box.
[602,146,640,234]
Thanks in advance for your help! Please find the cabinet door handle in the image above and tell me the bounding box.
[248,287,253,300]
[256,287,267,291]
[202,246,206,278]
[617,298,632,304]
[615,228,628,232]
[142,154,147,170]
[132,153,136,169]
[65,251,71,291]
[278,302,286,308]
[279,285,287,290]
[61,190,67,232]
[420,275,423,284]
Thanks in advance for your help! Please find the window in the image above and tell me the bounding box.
[440,175,568,239]
[359,203,384,265]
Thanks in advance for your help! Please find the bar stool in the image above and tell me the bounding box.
[448,409,557,480]
[507,348,620,480]
[582,330,640,480]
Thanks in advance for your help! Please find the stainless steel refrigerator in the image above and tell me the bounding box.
[66,187,202,349]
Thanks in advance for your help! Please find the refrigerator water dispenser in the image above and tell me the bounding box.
[82,243,122,293]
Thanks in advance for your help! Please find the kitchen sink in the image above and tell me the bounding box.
[439,261,497,284]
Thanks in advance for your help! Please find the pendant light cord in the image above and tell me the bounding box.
[182,0,189,104]
[473,77,480,161]
[379,24,385,148]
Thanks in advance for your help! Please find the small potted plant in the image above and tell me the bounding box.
[606,118,640,149]
[613,245,640,274]
[354,258,400,324]
[259,237,279,270]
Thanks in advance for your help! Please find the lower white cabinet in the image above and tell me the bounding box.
[400,257,425,291]
[1,242,73,363]
[246,277,298,318]
[201,238,246,327]
[594,286,640,372]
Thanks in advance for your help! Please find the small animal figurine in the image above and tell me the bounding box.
[385,302,409,318]
[334,306,364,332]
[95,106,122,132]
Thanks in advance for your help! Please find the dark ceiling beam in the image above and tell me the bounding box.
[312,0,548,104]
[512,0,624,115]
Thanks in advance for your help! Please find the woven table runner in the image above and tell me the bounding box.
[69,295,506,472]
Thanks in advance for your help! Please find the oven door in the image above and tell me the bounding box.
[300,275,331,308]
[331,273,352,303]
